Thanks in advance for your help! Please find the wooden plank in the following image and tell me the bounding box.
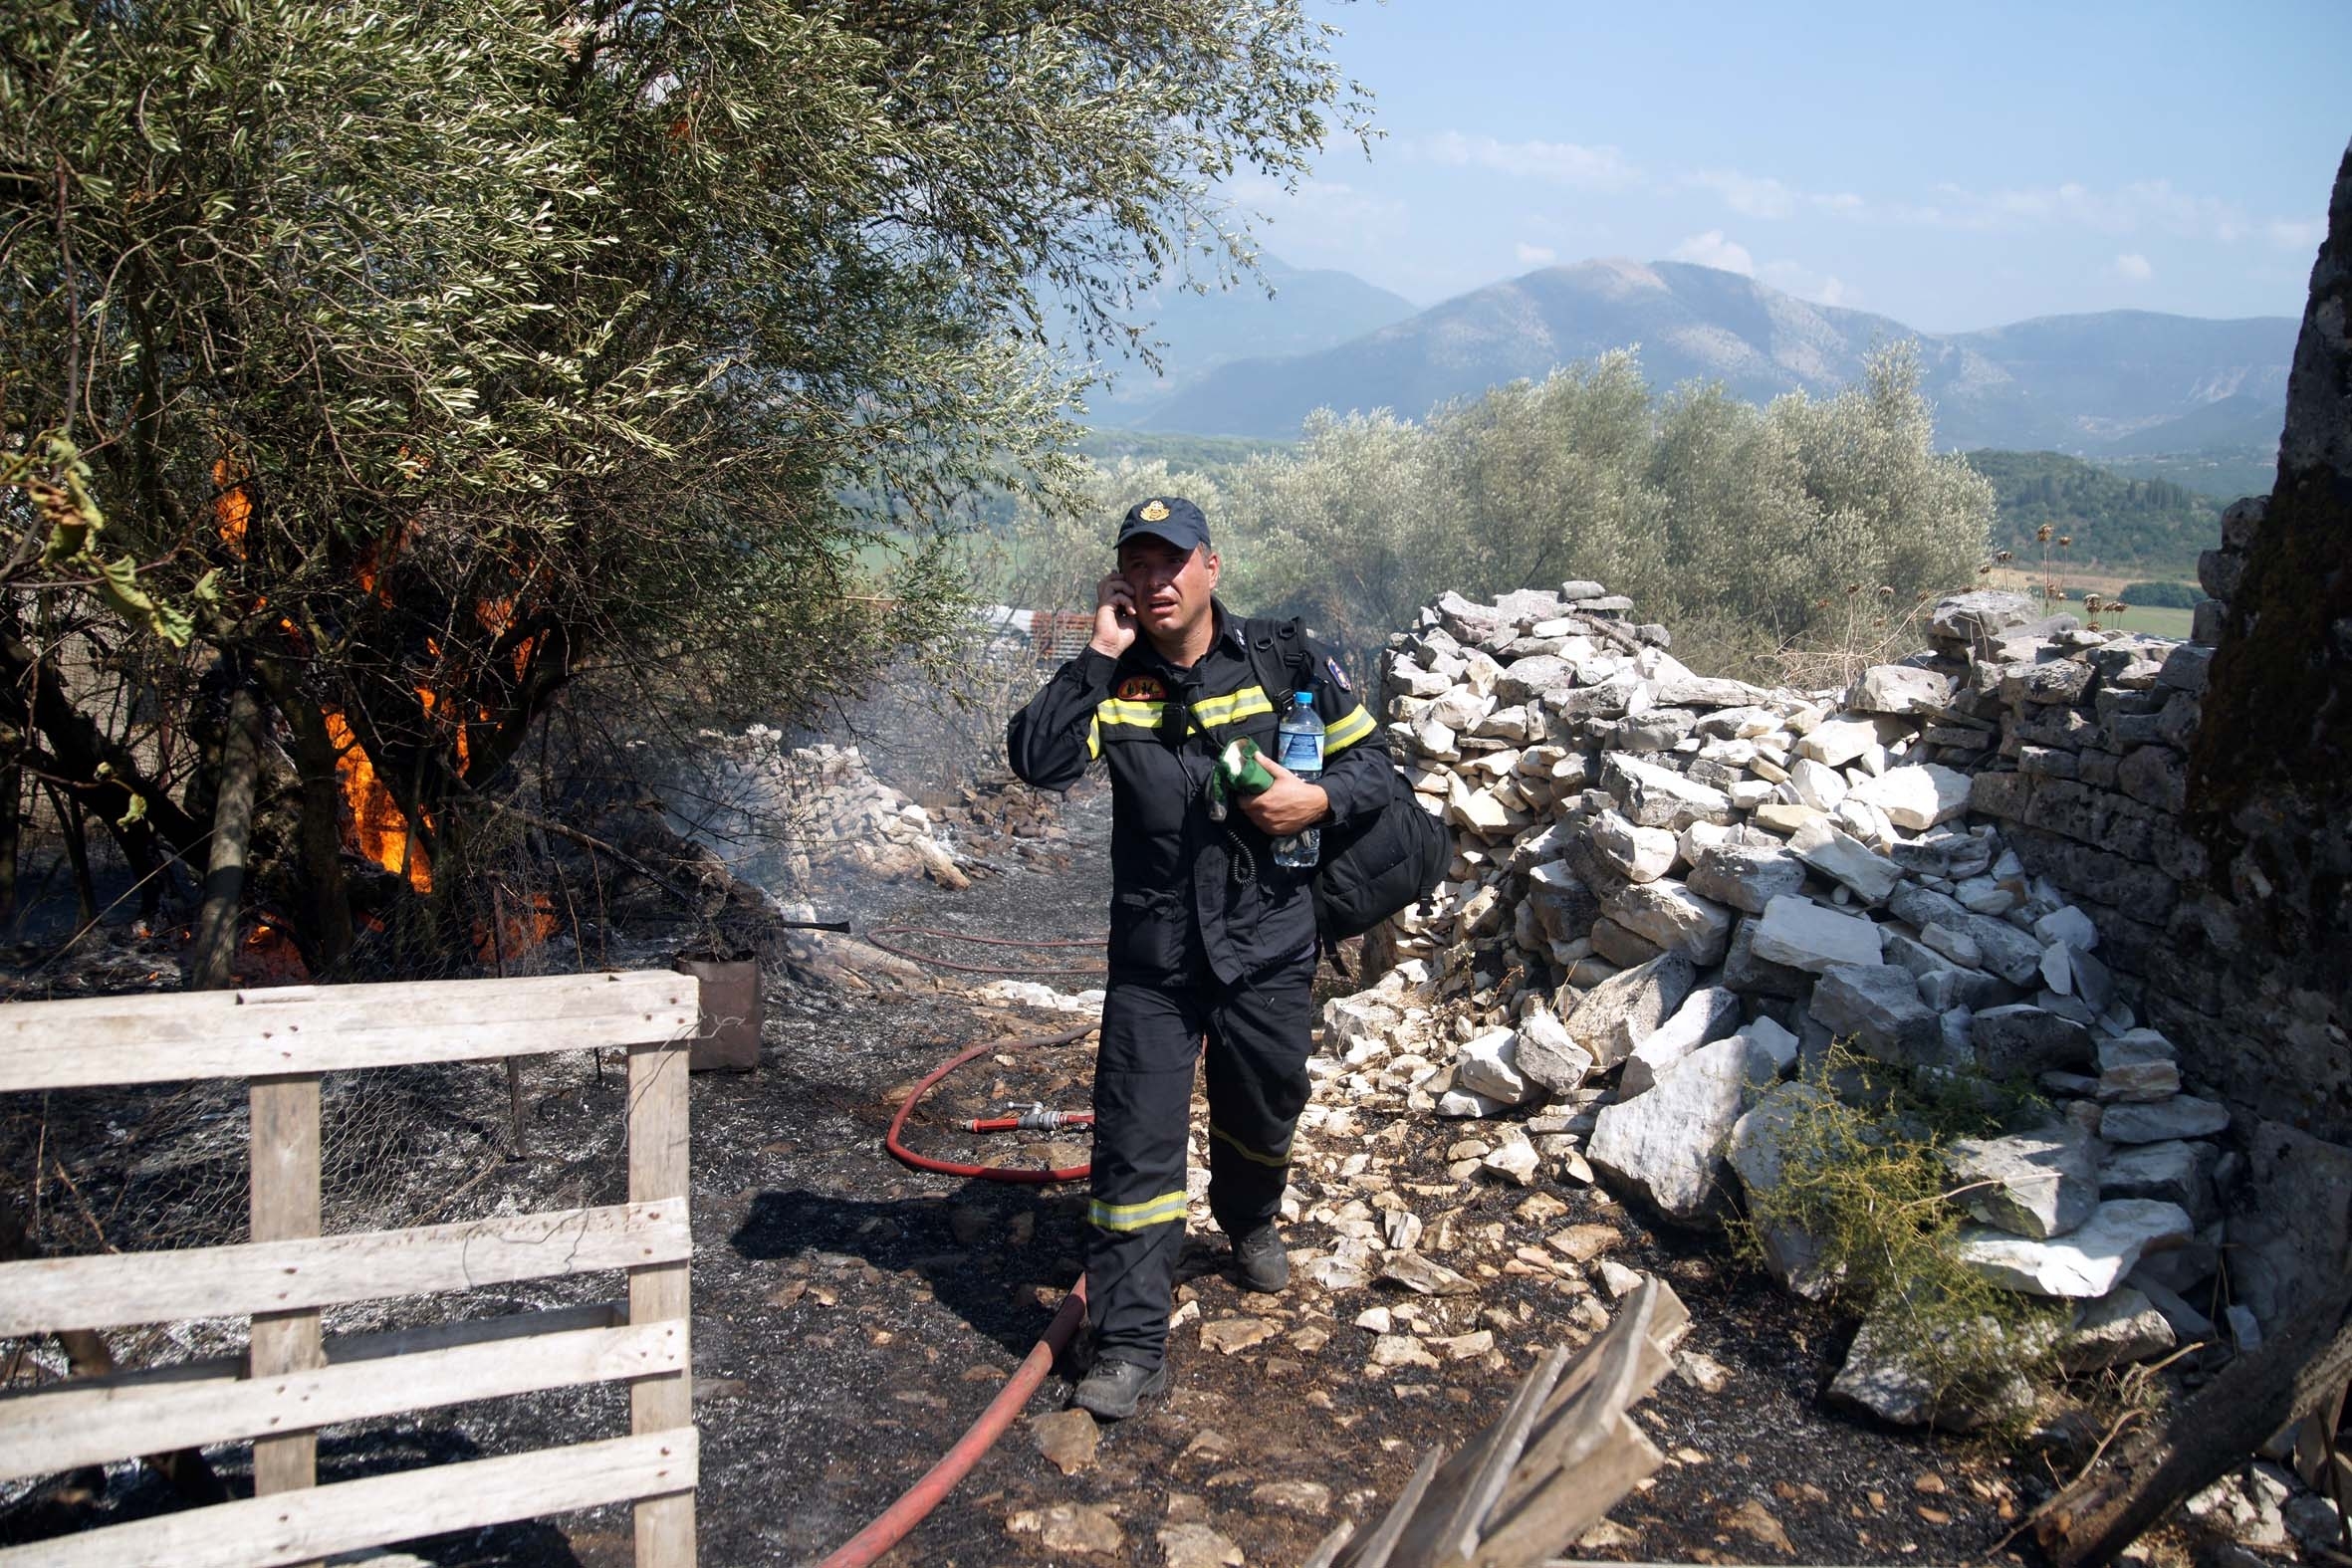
[0,971,695,1090]
[1493,1282,1662,1526]
[0,1429,697,1568]
[0,1300,623,1404]
[0,1202,688,1337]
[249,1071,324,1559]
[627,1037,696,1568]
[1339,1443,1445,1568]
[0,1319,683,1483]
[1470,1414,1663,1568]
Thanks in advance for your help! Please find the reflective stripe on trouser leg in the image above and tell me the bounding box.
[1202,953,1315,1240]
[1084,979,1205,1370]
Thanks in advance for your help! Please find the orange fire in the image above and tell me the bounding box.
[323,710,432,892]
[236,921,310,986]
[212,455,250,558]
[476,891,560,965]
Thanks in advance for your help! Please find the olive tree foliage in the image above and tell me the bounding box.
[0,0,1367,968]
[1202,343,1992,673]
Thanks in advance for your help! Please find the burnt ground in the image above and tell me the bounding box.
[4,784,2136,1568]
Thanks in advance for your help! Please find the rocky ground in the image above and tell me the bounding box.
[1,778,2331,1568]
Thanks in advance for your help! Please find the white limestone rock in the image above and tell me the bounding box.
[1944,1128,2100,1239]
[1513,1008,1595,1096]
[1456,1028,1534,1105]
[2099,1095,2230,1144]
[1587,1034,1780,1225]
[1602,880,1735,967]
[1847,764,1973,831]
[1619,987,1743,1097]
[1727,1082,1840,1299]
[2033,904,2101,952]
[1796,715,1883,768]
[1561,952,1697,1067]
[2056,1286,2178,1373]
[1956,1199,2196,1297]
[1685,842,1806,915]
[1787,816,1904,904]
[1589,808,1679,883]
[1848,664,1956,716]
[1809,963,1945,1067]
[1750,894,1884,974]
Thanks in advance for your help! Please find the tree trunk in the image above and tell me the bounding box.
[2033,1278,2352,1566]
[284,700,355,973]
[187,686,262,991]
[47,784,98,926]
[0,761,19,926]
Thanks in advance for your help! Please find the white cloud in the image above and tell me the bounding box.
[1515,241,1558,267]
[1668,230,1755,277]
[1689,165,2296,249]
[1760,259,1855,308]
[2267,217,2326,251]
[1418,131,1641,191]
[2112,252,2155,283]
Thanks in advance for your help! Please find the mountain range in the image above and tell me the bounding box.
[1113,257,2295,456]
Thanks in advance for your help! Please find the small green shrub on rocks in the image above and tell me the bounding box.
[1736,1043,2068,1432]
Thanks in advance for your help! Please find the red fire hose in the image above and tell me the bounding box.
[818,1018,1100,1567]
[882,1023,1098,1183]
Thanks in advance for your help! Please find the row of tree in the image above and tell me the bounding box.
[994,346,1998,680]
[1,0,1365,976]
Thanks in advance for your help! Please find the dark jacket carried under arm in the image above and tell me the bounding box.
[1007,602,1384,986]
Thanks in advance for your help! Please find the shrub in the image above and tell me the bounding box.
[2118,579,2201,608]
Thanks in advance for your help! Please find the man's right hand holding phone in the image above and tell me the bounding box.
[1090,571,1139,658]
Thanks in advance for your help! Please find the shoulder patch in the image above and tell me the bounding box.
[1324,655,1353,694]
[1115,673,1168,702]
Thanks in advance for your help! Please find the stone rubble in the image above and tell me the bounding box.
[1310,579,2251,1425]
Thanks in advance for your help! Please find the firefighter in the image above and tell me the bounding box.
[1007,496,1384,1419]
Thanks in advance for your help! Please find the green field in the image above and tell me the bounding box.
[2096,602,2196,639]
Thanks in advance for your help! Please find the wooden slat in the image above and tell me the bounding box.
[0,1301,623,1403]
[1471,1413,1663,1568]
[0,1429,697,1568]
[1341,1443,1445,1568]
[0,971,696,1090]
[249,1071,325,1564]
[626,1038,696,1568]
[0,1202,688,1337]
[0,1318,684,1483]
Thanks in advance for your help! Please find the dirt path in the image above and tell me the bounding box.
[1,786,2039,1567]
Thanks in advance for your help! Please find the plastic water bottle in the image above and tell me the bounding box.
[1272,691,1325,869]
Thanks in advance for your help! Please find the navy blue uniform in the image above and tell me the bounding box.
[1007,600,1382,1369]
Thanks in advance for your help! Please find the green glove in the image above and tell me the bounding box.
[1206,737,1276,821]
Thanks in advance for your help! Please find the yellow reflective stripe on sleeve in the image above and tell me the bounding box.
[1190,686,1276,729]
[1323,704,1377,754]
[1209,1123,1291,1169]
[1087,1190,1190,1232]
[1095,697,1168,729]
[1086,714,1100,759]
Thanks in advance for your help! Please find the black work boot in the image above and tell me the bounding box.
[1231,1223,1291,1293]
[1070,1356,1169,1421]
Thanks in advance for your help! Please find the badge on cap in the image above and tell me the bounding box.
[1139,500,1169,523]
[1325,655,1352,693]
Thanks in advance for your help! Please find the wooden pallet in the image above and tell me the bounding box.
[1303,1274,1690,1568]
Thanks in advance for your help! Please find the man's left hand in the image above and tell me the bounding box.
[1239,755,1330,836]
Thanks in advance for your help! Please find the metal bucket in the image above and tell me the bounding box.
[672,953,761,1072]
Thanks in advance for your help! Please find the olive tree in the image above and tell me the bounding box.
[0,0,1369,971]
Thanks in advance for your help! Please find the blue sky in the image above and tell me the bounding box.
[1224,1,2348,330]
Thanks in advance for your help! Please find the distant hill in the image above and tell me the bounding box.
[1135,258,2296,456]
[1069,254,1418,420]
[1964,450,2225,575]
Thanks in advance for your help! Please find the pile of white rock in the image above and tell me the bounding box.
[1322,581,2236,1427]
[689,730,972,890]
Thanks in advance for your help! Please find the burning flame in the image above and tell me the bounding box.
[213,455,250,558]
[323,710,432,892]
[476,892,560,965]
